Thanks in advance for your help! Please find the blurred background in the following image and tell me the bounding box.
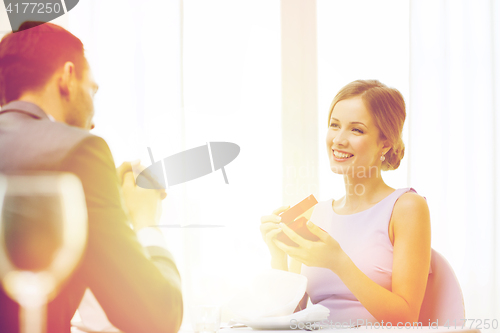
[1,0,498,327]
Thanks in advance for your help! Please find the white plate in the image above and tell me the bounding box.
[234,305,330,330]
[238,317,299,330]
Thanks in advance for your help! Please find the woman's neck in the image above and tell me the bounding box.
[340,173,391,210]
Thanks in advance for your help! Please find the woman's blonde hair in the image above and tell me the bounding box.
[327,80,406,171]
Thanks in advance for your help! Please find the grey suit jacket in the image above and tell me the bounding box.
[0,101,183,333]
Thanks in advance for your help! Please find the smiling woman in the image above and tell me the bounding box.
[326,80,406,174]
[260,80,432,326]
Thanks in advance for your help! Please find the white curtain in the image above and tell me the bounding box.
[66,0,282,324]
[316,0,410,200]
[410,0,500,328]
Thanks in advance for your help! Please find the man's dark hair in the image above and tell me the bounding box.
[0,21,87,105]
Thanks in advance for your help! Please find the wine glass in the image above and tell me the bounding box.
[0,172,88,333]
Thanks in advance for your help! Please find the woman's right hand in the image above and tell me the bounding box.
[260,205,290,265]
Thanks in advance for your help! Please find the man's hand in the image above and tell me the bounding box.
[116,161,167,231]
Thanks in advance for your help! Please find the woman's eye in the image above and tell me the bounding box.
[354,128,364,134]
[330,123,339,128]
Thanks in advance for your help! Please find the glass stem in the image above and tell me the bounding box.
[20,301,46,333]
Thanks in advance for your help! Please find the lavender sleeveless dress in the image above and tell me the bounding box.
[300,187,432,324]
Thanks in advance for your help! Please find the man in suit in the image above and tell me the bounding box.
[0,21,183,333]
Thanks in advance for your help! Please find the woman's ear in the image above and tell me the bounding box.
[58,61,77,98]
[382,139,392,155]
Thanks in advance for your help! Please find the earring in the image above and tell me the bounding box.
[380,154,385,162]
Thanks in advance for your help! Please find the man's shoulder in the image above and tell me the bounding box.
[27,119,108,160]
[40,118,95,144]
[43,121,112,165]
[0,117,109,172]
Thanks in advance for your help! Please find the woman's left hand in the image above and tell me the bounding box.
[273,220,347,274]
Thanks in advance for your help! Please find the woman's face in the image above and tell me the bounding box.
[326,96,387,175]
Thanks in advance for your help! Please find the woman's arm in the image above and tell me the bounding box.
[271,254,288,271]
[289,257,302,274]
[275,192,431,325]
[271,249,304,272]
[260,206,290,271]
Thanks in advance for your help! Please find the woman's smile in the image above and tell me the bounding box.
[332,149,354,162]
